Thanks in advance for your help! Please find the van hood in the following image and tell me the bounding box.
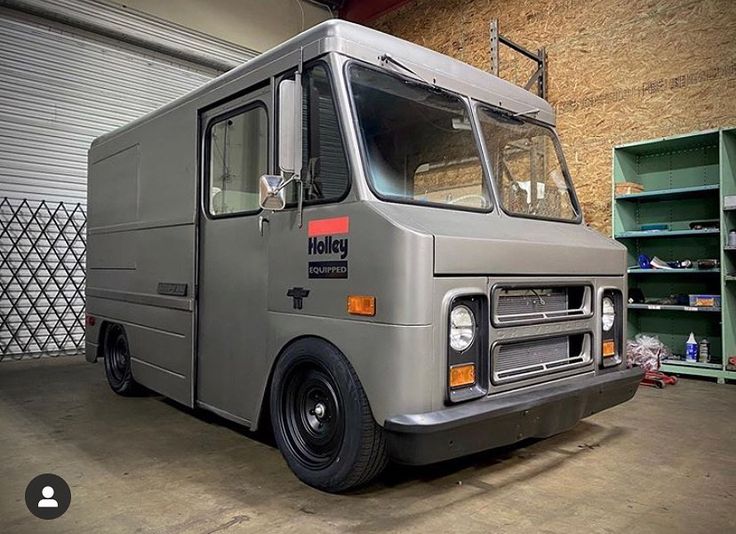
[369,203,627,276]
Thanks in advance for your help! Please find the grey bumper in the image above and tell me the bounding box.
[384,366,643,465]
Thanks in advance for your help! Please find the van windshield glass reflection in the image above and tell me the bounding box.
[477,107,579,222]
[349,65,491,211]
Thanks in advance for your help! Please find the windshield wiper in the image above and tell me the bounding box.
[512,108,541,118]
[378,53,434,86]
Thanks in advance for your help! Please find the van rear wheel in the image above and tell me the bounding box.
[270,338,387,492]
[103,324,141,396]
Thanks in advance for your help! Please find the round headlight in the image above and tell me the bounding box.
[602,296,616,332]
[450,305,475,352]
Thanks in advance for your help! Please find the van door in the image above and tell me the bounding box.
[197,85,271,425]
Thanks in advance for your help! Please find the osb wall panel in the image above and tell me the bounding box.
[373,0,736,233]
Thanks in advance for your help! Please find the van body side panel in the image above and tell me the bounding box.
[266,202,434,326]
[87,102,198,406]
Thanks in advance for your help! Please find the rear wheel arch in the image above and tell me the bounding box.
[94,320,112,361]
[101,321,142,396]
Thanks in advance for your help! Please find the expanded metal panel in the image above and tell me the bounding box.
[496,289,568,318]
[0,12,216,204]
[496,337,570,373]
[0,198,86,360]
[492,334,591,383]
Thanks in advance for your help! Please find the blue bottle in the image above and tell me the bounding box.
[686,332,698,362]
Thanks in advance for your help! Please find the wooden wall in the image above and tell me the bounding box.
[372,0,736,233]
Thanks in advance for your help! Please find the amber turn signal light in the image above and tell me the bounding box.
[347,295,376,316]
[602,339,616,358]
[449,363,476,388]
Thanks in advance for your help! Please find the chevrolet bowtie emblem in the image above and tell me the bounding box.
[287,287,310,310]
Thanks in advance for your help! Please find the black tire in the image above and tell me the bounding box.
[103,323,141,396]
[270,338,388,492]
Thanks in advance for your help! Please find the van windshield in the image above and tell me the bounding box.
[348,64,491,211]
[477,106,580,222]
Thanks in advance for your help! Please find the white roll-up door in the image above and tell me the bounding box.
[0,2,257,359]
[0,5,256,203]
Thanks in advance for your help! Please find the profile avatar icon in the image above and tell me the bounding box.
[25,473,70,519]
[38,486,59,508]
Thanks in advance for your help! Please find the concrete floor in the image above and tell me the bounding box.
[0,356,734,534]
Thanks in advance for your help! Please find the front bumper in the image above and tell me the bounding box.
[384,366,643,465]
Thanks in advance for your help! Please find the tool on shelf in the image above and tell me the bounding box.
[616,182,644,196]
[689,220,720,231]
[699,338,711,364]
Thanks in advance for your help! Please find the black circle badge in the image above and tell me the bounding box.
[25,473,71,520]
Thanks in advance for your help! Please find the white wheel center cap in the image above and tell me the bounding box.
[314,402,326,419]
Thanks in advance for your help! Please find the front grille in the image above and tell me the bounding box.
[492,333,591,383]
[492,285,591,326]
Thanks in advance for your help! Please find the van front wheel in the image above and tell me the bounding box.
[270,338,387,492]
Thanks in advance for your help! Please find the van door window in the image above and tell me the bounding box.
[208,105,268,216]
[285,64,349,204]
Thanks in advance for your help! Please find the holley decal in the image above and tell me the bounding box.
[307,216,349,279]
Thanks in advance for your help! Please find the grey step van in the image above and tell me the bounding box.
[86,20,643,492]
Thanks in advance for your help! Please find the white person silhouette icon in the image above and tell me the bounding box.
[37,485,59,508]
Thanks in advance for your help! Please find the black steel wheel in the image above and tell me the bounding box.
[281,361,345,469]
[103,323,140,396]
[270,338,387,492]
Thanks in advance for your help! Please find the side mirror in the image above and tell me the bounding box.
[259,175,286,211]
[278,79,300,174]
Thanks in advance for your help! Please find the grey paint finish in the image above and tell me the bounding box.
[86,20,628,430]
[266,201,435,326]
[93,20,555,151]
[369,202,627,276]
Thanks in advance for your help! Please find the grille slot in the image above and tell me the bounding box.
[493,285,591,326]
[492,333,591,383]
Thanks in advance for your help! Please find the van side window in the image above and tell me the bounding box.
[208,105,268,216]
[287,64,349,204]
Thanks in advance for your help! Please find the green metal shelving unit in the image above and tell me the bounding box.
[612,128,736,384]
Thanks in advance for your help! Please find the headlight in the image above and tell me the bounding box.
[450,305,475,352]
[602,296,616,332]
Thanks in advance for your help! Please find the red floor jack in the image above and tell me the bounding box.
[641,370,678,388]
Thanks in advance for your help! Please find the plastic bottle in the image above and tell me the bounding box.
[699,338,710,363]
[686,332,698,362]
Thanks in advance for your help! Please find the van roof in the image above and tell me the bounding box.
[92,19,554,147]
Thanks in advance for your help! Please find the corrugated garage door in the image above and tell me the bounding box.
[0,2,257,359]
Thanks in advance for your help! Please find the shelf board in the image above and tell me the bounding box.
[615,184,719,202]
[726,275,736,282]
[628,303,721,313]
[659,363,730,380]
[615,228,720,239]
[662,358,722,369]
[725,246,736,251]
[627,267,720,274]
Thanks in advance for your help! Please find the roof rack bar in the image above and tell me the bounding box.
[489,19,547,100]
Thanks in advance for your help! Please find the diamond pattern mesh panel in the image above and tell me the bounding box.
[0,198,86,360]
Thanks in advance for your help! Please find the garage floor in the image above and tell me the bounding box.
[1,356,734,533]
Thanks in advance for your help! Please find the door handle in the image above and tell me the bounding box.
[259,215,269,236]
